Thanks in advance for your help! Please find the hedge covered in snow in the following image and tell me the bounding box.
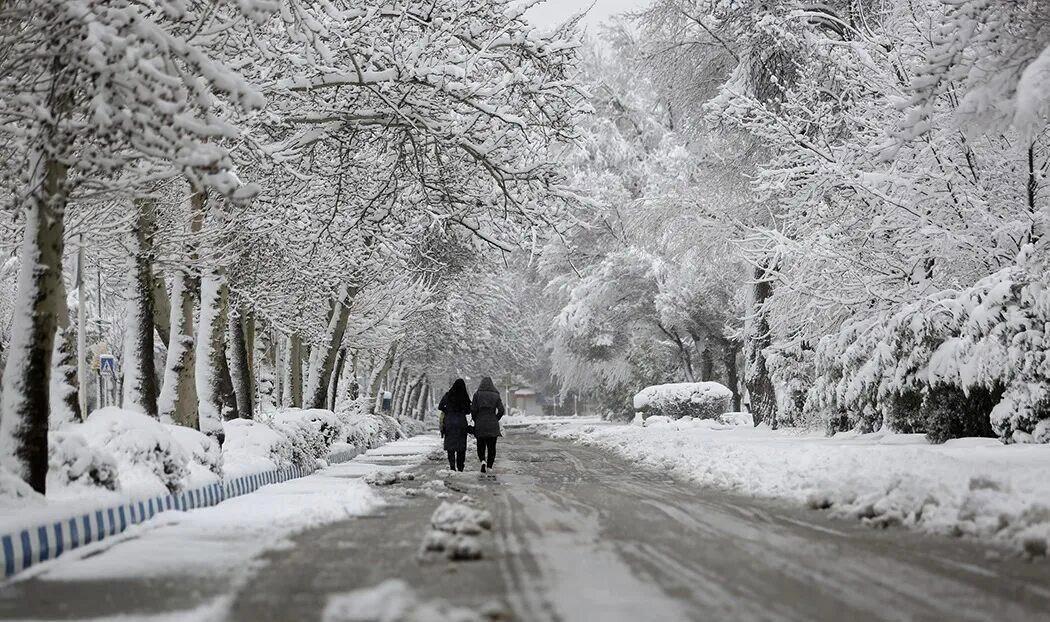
[5,404,423,504]
[809,256,1050,444]
[632,382,733,420]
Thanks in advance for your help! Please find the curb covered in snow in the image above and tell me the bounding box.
[2,464,314,579]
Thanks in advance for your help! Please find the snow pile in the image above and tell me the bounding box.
[77,407,190,495]
[0,466,42,507]
[544,421,1050,554]
[420,501,492,561]
[47,430,119,492]
[323,579,484,622]
[363,470,414,487]
[632,382,733,420]
[167,424,223,486]
[718,411,754,426]
[430,501,492,534]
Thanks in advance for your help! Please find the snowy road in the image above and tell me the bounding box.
[1,428,1048,621]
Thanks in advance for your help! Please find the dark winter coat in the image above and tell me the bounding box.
[471,377,505,438]
[439,389,471,452]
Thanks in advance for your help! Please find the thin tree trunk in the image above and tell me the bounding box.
[75,236,87,420]
[0,93,71,492]
[700,348,714,382]
[229,304,254,419]
[152,275,171,348]
[289,333,303,408]
[121,198,159,417]
[328,347,347,410]
[49,289,80,427]
[744,264,777,426]
[723,339,742,412]
[369,343,398,413]
[305,287,355,409]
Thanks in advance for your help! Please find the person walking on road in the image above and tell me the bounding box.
[471,376,505,473]
[438,379,471,472]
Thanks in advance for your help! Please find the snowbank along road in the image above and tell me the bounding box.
[2,428,1049,621]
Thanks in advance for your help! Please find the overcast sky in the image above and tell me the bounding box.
[525,0,651,31]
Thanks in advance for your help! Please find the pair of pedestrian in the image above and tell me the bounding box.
[438,377,505,473]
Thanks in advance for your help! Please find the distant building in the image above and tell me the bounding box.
[510,387,544,417]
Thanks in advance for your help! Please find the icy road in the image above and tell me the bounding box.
[1,428,1048,621]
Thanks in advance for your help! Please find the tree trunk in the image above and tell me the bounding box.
[257,328,277,412]
[369,343,398,413]
[229,304,254,419]
[289,333,303,408]
[723,339,742,411]
[305,288,355,409]
[151,275,171,348]
[418,381,431,420]
[744,264,777,426]
[700,348,714,382]
[158,188,203,428]
[158,271,198,428]
[121,198,159,418]
[0,125,71,493]
[328,347,347,410]
[49,290,80,427]
[196,273,237,440]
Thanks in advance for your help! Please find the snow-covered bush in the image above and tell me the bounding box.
[47,430,119,491]
[633,382,733,420]
[78,408,189,493]
[263,411,330,466]
[223,418,294,474]
[340,409,404,450]
[166,424,222,478]
[397,417,427,437]
[808,255,1050,443]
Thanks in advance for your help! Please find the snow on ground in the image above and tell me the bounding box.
[0,407,428,534]
[323,579,486,622]
[532,417,1050,555]
[13,435,440,618]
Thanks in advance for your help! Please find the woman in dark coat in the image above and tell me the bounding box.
[438,379,471,471]
[471,376,505,473]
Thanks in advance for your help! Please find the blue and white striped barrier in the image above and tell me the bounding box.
[1,464,312,579]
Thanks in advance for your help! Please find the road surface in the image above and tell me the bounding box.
[2,426,1048,621]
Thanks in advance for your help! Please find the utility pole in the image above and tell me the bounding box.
[96,254,105,408]
[76,235,87,419]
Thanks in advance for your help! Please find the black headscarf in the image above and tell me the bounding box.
[444,378,471,412]
[477,376,498,394]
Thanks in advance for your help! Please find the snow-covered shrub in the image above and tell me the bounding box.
[340,410,404,449]
[397,416,427,437]
[166,424,222,478]
[223,417,294,473]
[259,411,327,467]
[295,408,344,446]
[47,430,119,491]
[632,382,732,420]
[766,342,815,428]
[78,408,189,493]
[881,390,925,434]
[921,385,998,444]
[808,253,1050,443]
